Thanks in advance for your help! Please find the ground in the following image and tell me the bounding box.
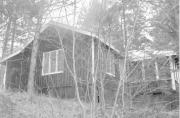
[0,90,90,118]
[0,90,179,118]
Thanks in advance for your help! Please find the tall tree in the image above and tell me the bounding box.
[27,0,47,95]
[79,0,151,53]
[149,0,179,53]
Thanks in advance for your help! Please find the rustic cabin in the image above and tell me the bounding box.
[127,51,179,88]
[0,21,179,109]
[127,51,179,110]
[0,21,123,101]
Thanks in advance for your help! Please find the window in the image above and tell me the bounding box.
[106,52,115,76]
[42,49,64,75]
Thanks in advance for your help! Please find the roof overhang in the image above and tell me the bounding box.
[0,21,121,64]
[128,50,177,61]
[0,39,33,64]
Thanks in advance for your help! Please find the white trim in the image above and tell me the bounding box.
[106,72,115,77]
[154,60,159,80]
[42,49,64,76]
[43,71,64,76]
[3,61,8,89]
[170,56,176,90]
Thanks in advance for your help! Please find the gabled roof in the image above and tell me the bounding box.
[0,21,121,63]
[128,50,177,61]
[0,39,33,63]
[41,21,120,53]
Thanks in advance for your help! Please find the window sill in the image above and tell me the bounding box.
[106,72,115,77]
[42,71,64,76]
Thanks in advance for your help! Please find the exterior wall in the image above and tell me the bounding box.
[93,38,122,104]
[35,28,121,101]
[2,26,122,102]
[127,56,173,82]
[5,49,31,91]
[35,28,93,100]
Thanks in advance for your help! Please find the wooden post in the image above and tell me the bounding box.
[174,63,179,84]
[91,36,95,117]
[154,59,159,80]
[92,37,95,82]
[142,61,145,80]
[169,56,176,90]
[142,50,145,80]
[3,61,8,89]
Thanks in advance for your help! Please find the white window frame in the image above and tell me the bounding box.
[42,49,64,76]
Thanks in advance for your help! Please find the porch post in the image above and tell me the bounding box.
[91,36,96,117]
[154,59,159,80]
[3,61,8,89]
[141,61,145,80]
[169,56,176,90]
[142,50,145,80]
[91,37,95,82]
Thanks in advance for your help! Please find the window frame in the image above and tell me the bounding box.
[42,49,64,76]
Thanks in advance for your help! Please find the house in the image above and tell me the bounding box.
[0,21,123,101]
[127,50,179,110]
[128,50,179,88]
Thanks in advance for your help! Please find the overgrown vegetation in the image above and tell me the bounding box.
[0,0,179,118]
[0,90,178,118]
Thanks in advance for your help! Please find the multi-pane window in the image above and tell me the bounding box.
[106,52,115,76]
[42,49,64,75]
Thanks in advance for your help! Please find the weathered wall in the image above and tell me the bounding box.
[35,28,93,100]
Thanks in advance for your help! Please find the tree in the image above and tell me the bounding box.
[0,0,39,57]
[79,0,173,117]
[79,0,152,54]
[27,0,48,95]
[150,0,179,53]
[140,0,179,53]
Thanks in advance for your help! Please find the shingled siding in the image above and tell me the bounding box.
[34,28,93,99]
[2,24,122,102]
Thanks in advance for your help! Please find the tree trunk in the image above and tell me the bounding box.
[10,18,17,54]
[2,17,12,58]
[0,17,11,89]
[111,0,128,117]
[27,17,41,95]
